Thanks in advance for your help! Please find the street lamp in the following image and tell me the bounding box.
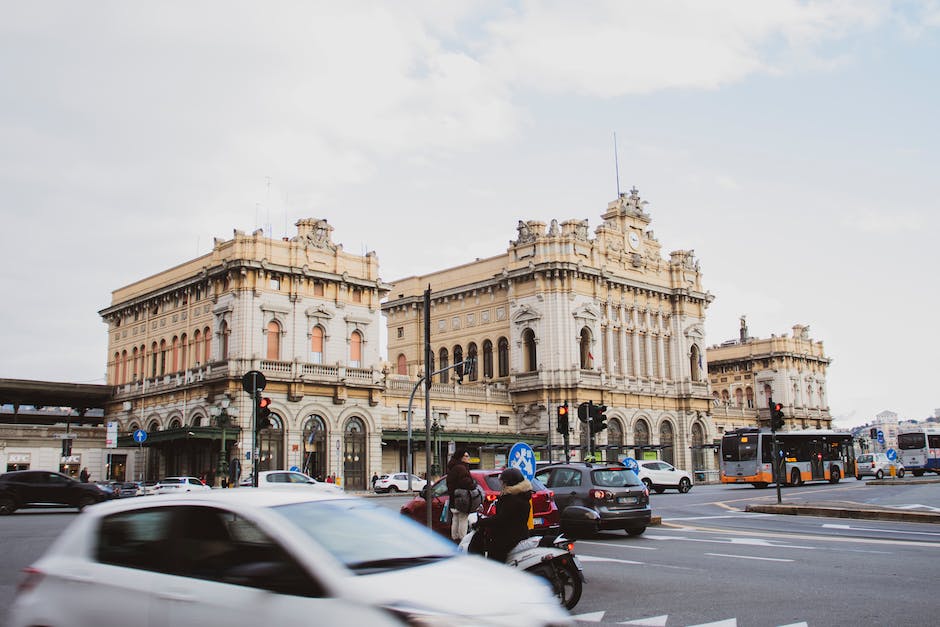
[209,398,234,488]
[430,414,446,477]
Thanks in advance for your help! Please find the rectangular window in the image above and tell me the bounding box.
[271,277,281,290]
[469,414,480,424]
[452,316,460,330]
[397,327,404,339]
[352,288,362,303]
[498,416,509,426]
[313,282,324,297]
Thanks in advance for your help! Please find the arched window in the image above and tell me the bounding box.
[193,329,202,365]
[219,322,229,360]
[712,391,721,406]
[150,342,158,377]
[258,412,283,473]
[203,326,211,364]
[303,415,328,480]
[349,330,363,368]
[818,386,825,408]
[132,347,139,380]
[396,353,407,375]
[159,340,167,376]
[721,390,730,404]
[634,419,650,448]
[689,344,702,381]
[180,333,188,370]
[171,336,180,372]
[691,422,706,473]
[606,419,624,463]
[807,384,814,407]
[311,326,324,364]
[467,343,478,382]
[266,320,281,361]
[453,345,463,380]
[522,329,537,372]
[112,352,120,384]
[734,388,744,407]
[120,351,128,384]
[579,327,592,369]
[745,386,754,409]
[482,340,494,379]
[660,421,675,466]
[762,383,773,406]
[497,337,509,377]
[439,348,449,384]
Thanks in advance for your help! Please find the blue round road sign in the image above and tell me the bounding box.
[508,442,536,480]
[289,466,300,472]
[877,430,885,444]
[133,429,148,443]
[886,449,897,461]
[620,457,639,474]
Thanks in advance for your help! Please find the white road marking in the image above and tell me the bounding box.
[578,554,644,565]
[648,534,815,550]
[779,623,809,627]
[686,619,737,627]
[619,615,668,625]
[821,523,940,537]
[570,610,606,622]
[705,552,793,562]
[894,503,940,512]
[666,514,772,521]
[581,540,658,550]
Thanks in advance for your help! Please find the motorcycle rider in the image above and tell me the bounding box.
[475,467,533,562]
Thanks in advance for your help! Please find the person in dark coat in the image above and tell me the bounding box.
[445,449,477,541]
[79,467,90,483]
[476,467,533,563]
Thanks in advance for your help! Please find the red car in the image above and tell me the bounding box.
[400,469,560,538]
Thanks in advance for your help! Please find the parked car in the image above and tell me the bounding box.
[0,470,111,515]
[250,470,344,493]
[374,472,426,493]
[635,460,694,493]
[153,476,211,494]
[856,453,905,479]
[9,489,571,627]
[138,480,160,495]
[113,482,144,498]
[535,461,651,537]
[400,469,560,538]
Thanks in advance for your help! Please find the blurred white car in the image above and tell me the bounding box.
[251,470,344,493]
[153,476,212,494]
[635,460,694,493]
[856,453,905,479]
[9,489,571,627]
[374,472,426,493]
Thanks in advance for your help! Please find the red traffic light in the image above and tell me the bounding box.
[773,402,783,412]
[259,397,272,409]
[558,405,568,416]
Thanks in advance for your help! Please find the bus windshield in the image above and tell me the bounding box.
[898,433,927,449]
[722,434,758,462]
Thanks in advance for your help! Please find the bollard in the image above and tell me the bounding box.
[890,465,896,478]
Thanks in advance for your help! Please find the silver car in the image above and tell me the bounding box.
[856,453,905,479]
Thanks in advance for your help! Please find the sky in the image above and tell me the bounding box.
[1,1,937,429]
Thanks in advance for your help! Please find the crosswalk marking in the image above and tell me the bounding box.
[686,620,736,627]
[578,554,644,565]
[574,614,809,626]
[620,614,668,625]
[570,610,606,622]
[705,552,794,562]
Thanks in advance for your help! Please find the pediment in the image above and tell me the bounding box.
[511,305,542,324]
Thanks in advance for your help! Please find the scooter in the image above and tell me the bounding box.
[458,513,585,610]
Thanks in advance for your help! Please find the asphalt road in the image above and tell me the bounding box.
[2,479,937,626]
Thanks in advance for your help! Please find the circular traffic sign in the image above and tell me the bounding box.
[620,457,639,474]
[886,448,898,461]
[242,370,266,393]
[133,429,148,443]
[508,442,536,480]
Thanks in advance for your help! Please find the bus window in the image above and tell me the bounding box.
[898,433,926,450]
[722,435,757,462]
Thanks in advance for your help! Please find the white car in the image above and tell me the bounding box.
[251,470,344,493]
[153,476,212,494]
[9,490,571,627]
[856,453,905,479]
[374,472,426,493]
[635,460,694,493]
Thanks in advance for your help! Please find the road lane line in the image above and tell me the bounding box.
[821,523,940,537]
[578,555,645,565]
[580,540,657,551]
[705,552,793,562]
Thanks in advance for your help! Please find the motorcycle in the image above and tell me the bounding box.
[458,512,585,610]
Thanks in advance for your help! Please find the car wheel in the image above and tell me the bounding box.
[875,470,884,480]
[77,496,96,511]
[0,497,16,515]
[389,485,399,493]
[898,468,905,478]
[790,469,802,486]
[855,475,862,480]
[642,478,653,492]
[626,526,646,536]
[678,478,692,493]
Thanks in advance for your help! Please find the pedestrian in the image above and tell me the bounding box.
[446,449,477,542]
[326,474,334,484]
[476,467,532,563]
[79,467,90,483]
[371,472,379,489]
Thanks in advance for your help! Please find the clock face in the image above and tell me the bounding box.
[628,231,640,250]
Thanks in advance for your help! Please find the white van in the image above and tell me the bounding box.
[856,453,905,479]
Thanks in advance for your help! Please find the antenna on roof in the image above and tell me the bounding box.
[613,132,622,198]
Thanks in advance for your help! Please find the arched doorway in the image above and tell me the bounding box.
[691,422,706,474]
[606,419,624,463]
[634,419,650,460]
[343,417,367,490]
[303,415,327,481]
[522,329,537,371]
[258,413,284,472]
[660,421,675,466]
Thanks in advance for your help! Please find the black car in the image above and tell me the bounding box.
[0,470,111,515]
[535,462,651,537]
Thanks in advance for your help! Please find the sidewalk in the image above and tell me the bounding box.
[745,476,940,523]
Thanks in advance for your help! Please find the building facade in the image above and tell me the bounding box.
[99,219,391,489]
[383,189,716,476]
[707,318,833,436]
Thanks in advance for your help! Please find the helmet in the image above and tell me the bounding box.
[499,467,525,486]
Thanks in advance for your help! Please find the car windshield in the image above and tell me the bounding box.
[274,499,457,574]
[592,468,643,487]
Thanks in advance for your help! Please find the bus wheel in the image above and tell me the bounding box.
[790,469,802,486]
[829,467,841,484]
[913,470,924,477]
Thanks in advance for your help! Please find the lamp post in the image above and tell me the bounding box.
[209,398,233,488]
[430,414,446,477]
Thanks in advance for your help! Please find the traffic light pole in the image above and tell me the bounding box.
[563,400,570,463]
[252,387,259,488]
[769,398,781,504]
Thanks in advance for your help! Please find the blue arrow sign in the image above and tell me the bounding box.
[886,448,897,461]
[508,442,536,480]
[620,457,639,474]
[133,429,148,443]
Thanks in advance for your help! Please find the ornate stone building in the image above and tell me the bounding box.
[383,189,716,476]
[99,219,391,489]
[707,318,833,436]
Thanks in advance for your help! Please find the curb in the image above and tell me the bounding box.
[745,504,940,524]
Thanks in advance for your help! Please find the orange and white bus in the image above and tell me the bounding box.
[720,428,855,488]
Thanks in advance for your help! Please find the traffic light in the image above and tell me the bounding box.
[556,403,569,435]
[61,438,72,457]
[590,404,608,435]
[257,395,273,430]
[870,427,878,439]
[577,402,590,423]
[771,402,785,432]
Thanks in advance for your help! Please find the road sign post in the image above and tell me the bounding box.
[242,371,266,488]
